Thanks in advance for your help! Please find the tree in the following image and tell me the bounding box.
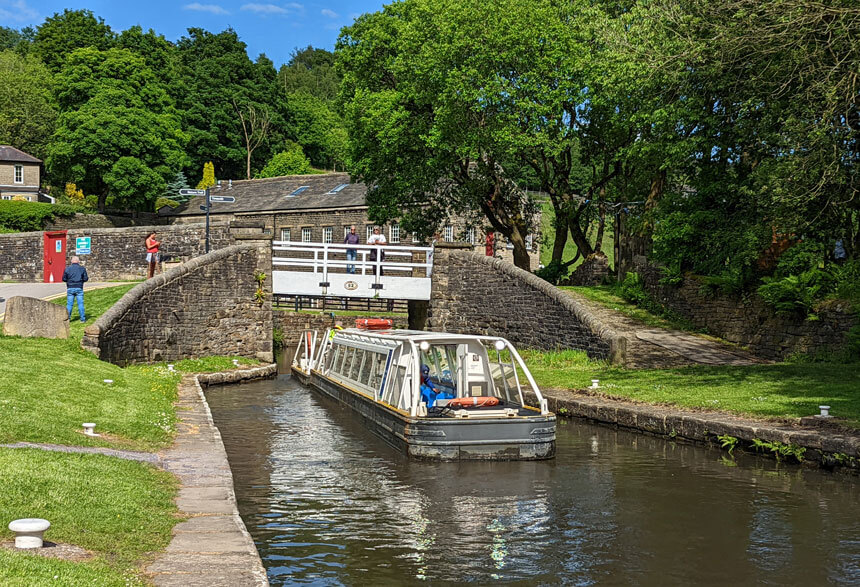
[117,26,176,81]
[197,162,216,189]
[164,171,191,202]
[0,26,34,52]
[256,144,312,178]
[104,157,166,211]
[47,47,187,211]
[233,98,271,180]
[280,92,347,170]
[0,51,57,159]
[32,9,115,72]
[278,46,341,101]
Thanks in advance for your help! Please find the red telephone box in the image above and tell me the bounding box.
[43,230,67,283]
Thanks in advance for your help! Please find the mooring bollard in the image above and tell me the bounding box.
[8,518,50,549]
[591,379,600,389]
[818,405,832,418]
[232,359,240,367]
[103,379,113,385]
[82,423,98,436]
[167,364,175,373]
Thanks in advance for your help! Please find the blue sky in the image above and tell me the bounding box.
[1,0,387,66]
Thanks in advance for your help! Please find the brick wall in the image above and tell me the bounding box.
[428,244,624,361]
[81,241,273,365]
[635,259,857,360]
[0,231,42,281]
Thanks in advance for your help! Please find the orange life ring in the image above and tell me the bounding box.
[446,396,500,408]
[355,318,393,330]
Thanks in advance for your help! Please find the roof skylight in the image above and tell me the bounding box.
[326,183,349,194]
[288,186,310,197]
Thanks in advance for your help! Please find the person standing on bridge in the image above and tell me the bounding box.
[367,226,387,276]
[344,225,359,274]
[62,256,88,323]
[145,232,161,279]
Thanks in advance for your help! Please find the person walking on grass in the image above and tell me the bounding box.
[62,256,88,323]
[146,231,161,279]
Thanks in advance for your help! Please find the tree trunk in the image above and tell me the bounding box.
[508,228,531,271]
[594,199,606,254]
[568,215,595,260]
[550,215,568,264]
[246,150,252,180]
[97,191,107,212]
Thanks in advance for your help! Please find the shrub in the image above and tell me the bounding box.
[0,200,77,232]
[773,240,827,278]
[830,259,860,310]
[757,268,833,317]
[154,197,179,211]
[619,272,650,306]
[256,145,312,178]
[535,260,569,285]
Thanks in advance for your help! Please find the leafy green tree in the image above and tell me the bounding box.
[0,51,57,159]
[256,144,312,178]
[32,9,115,72]
[117,26,176,81]
[172,28,278,180]
[278,46,341,101]
[104,157,167,211]
[0,26,34,52]
[47,47,187,211]
[281,92,347,170]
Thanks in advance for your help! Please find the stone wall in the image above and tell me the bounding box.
[0,231,42,281]
[635,259,857,360]
[274,311,409,347]
[428,244,624,362]
[45,212,167,230]
[0,223,233,282]
[564,252,610,286]
[82,241,273,365]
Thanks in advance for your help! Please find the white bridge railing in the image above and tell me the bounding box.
[272,241,433,300]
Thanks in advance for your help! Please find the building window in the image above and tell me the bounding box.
[366,225,374,242]
[14,165,23,184]
[1,196,10,200]
[526,234,534,251]
[280,228,291,242]
[327,183,349,194]
[302,227,312,242]
[323,227,333,243]
[466,227,475,244]
[443,225,454,242]
[289,186,309,197]
[389,223,400,243]
[412,232,420,243]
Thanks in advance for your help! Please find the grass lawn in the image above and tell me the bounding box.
[1,284,258,584]
[560,285,699,332]
[0,448,179,586]
[521,349,860,428]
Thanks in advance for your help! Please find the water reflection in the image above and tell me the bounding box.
[206,375,860,586]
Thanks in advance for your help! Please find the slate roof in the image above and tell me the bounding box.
[164,172,368,216]
[0,146,41,164]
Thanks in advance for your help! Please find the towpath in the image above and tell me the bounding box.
[560,289,764,369]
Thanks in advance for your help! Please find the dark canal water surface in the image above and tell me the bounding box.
[206,376,860,586]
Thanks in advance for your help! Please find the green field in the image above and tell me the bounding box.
[522,349,860,428]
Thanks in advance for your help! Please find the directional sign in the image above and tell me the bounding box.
[209,195,235,203]
[75,236,91,255]
[179,188,207,196]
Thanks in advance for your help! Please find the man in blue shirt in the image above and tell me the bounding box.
[62,256,89,322]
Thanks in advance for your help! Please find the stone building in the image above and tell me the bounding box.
[161,172,539,268]
[0,146,53,202]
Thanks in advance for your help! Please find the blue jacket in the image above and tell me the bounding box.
[62,264,89,289]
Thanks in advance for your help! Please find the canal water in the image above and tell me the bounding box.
[206,375,860,586]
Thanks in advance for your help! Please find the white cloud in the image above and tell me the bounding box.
[183,3,229,14]
[285,2,304,9]
[241,3,289,14]
[0,0,39,22]
[321,8,338,18]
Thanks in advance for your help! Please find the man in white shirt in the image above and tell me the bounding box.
[367,226,387,275]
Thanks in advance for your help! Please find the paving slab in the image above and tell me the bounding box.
[146,373,269,586]
[636,329,760,365]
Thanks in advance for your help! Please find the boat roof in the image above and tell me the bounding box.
[336,328,507,344]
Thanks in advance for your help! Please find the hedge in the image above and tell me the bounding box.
[0,200,78,232]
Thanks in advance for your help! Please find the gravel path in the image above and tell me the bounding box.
[560,289,763,369]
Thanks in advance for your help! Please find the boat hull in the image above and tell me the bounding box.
[294,367,556,461]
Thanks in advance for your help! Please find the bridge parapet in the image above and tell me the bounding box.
[428,243,625,363]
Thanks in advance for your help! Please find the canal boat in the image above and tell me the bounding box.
[291,325,555,460]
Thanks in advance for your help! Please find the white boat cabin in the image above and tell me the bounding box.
[295,328,550,418]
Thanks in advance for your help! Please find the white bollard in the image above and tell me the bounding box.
[103,379,113,385]
[82,423,98,436]
[591,379,600,389]
[8,518,50,549]
[167,364,175,373]
[818,405,831,418]
[232,359,240,367]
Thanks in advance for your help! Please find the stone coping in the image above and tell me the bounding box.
[451,249,626,362]
[84,243,259,338]
[146,364,276,586]
[530,388,860,471]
